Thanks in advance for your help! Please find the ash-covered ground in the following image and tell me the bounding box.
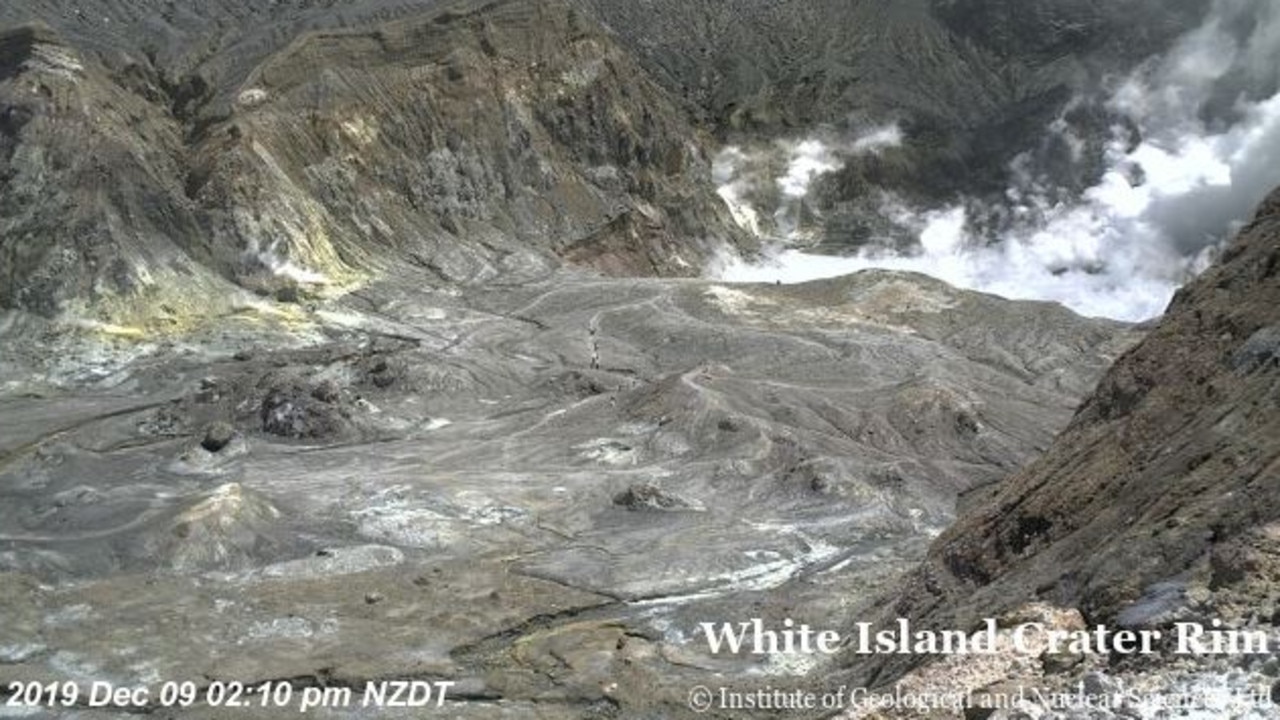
[0,265,1134,718]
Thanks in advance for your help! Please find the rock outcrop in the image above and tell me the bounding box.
[0,1,750,328]
[847,185,1280,689]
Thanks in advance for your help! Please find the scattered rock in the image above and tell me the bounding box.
[361,357,402,390]
[137,406,188,437]
[716,416,741,432]
[1040,649,1084,674]
[311,379,342,403]
[194,377,222,403]
[200,421,237,453]
[1080,671,1118,697]
[612,482,698,512]
[963,704,997,720]
[275,286,301,304]
[259,380,353,440]
[1231,324,1280,373]
[551,370,608,398]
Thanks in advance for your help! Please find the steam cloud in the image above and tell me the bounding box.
[712,0,1280,321]
[713,126,902,242]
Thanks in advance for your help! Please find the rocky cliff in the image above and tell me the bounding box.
[844,185,1280,694]
[584,0,1209,202]
[2,0,1227,330]
[0,0,749,329]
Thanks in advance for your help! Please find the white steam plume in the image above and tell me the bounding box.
[713,0,1280,321]
[713,125,901,242]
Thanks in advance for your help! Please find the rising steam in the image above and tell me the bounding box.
[712,0,1280,321]
[713,126,902,242]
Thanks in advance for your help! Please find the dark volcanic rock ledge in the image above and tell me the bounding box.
[841,186,1280,697]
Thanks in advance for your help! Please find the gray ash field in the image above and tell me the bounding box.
[0,264,1135,717]
[2,1,1279,719]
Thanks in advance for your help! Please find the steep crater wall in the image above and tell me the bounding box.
[0,1,751,327]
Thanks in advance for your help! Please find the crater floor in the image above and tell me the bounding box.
[0,268,1136,718]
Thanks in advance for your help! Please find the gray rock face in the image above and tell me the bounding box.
[932,0,1209,63]
[0,0,1225,327]
[0,1,750,324]
[1232,324,1280,373]
[0,267,1133,717]
[583,0,1209,201]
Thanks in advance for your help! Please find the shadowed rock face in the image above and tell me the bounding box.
[0,22,213,320]
[840,186,1280,690]
[583,0,1210,200]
